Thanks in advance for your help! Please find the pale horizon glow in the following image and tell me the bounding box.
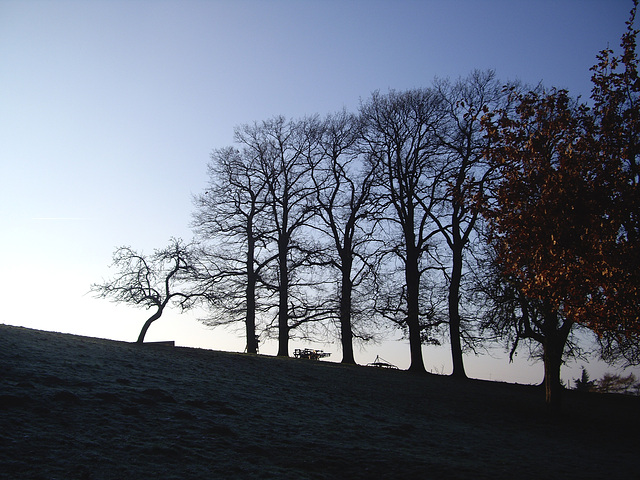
[1,0,638,386]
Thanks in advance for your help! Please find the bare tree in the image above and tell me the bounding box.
[192,147,271,354]
[311,110,381,364]
[236,116,323,357]
[360,89,446,374]
[431,70,512,378]
[91,238,202,343]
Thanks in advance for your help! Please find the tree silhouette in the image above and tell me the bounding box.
[236,116,323,357]
[91,238,203,343]
[311,110,381,364]
[574,367,595,392]
[360,89,445,374]
[192,147,271,354]
[432,70,513,378]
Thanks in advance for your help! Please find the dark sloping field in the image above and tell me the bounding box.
[1,324,638,479]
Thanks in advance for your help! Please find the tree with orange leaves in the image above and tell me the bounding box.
[589,0,640,365]
[482,89,598,410]
[481,1,640,410]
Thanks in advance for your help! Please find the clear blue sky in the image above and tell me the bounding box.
[1,0,636,384]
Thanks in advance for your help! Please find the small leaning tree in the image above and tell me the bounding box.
[91,237,205,343]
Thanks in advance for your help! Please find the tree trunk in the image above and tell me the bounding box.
[277,237,290,357]
[540,309,572,412]
[136,308,163,344]
[406,243,426,374]
[245,274,257,354]
[543,333,564,412]
[245,234,258,355]
[449,243,467,379]
[340,265,355,364]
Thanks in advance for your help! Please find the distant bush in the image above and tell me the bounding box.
[574,368,640,396]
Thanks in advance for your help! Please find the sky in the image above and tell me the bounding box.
[1,0,638,385]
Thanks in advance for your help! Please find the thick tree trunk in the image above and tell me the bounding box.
[136,308,163,344]
[277,238,289,357]
[449,244,467,379]
[340,267,355,364]
[539,308,572,412]
[406,244,426,374]
[277,296,289,356]
[543,335,564,412]
[245,275,257,354]
[245,236,258,355]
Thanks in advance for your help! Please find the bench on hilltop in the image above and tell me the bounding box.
[293,348,330,360]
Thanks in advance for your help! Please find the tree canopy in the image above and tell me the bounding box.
[479,1,640,408]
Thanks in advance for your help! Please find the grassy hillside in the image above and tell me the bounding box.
[1,324,638,479]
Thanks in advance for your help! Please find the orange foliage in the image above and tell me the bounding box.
[482,1,640,345]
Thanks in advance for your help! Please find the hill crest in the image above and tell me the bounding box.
[1,324,638,479]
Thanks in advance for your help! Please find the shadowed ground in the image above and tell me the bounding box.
[0,324,638,479]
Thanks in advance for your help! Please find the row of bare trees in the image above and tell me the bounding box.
[187,70,512,377]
